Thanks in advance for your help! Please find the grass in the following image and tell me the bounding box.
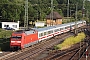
[55,32,86,50]
[0,29,13,51]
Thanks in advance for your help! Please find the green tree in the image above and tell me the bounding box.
[0,0,90,25]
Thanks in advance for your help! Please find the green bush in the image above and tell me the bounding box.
[0,29,13,51]
[0,30,13,38]
[55,32,86,50]
[0,48,1,51]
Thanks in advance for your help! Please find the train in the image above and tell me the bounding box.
[10,20,86,49]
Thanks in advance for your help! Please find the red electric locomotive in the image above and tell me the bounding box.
[10,29,38,49]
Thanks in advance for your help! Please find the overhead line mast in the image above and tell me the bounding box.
[51,0,53,26]
[24,0,28,29]
[83,0,85,18]
[67,0,69,17]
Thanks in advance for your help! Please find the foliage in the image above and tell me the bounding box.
[0,0,90,26]
[0,38,10,51]
[0,29,13,38]
[55,32,86,50]
[0,29,13,51]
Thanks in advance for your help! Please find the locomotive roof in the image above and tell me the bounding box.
[14,29,36,34]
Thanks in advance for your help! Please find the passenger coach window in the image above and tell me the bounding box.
[55,29,59,32]
[66,26,69,29]
[39,34,41,37]
[39,33,43,37]
[41,33,43,36]
[60,28,63,30]
[44,32,47,35]
[48,31,51,34]
[48,30,53,34]
[72,25,74,27]
[51,30,53,33]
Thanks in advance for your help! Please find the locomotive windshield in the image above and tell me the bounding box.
[11,36,22,39]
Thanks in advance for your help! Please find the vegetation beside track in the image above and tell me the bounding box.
[0,29,13,51]
[55,32,86,50]
[0,29,13,38]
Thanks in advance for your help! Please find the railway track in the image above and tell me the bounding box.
[0,25,87,60]
[55,43,87,60]
[41,39,87,60]
[0,32,73,60]
[69,38,90,60]
[41,25,90,60]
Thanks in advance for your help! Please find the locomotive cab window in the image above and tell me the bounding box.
[11,36,22,39]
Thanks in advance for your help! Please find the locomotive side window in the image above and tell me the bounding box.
[25,30,35,35]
